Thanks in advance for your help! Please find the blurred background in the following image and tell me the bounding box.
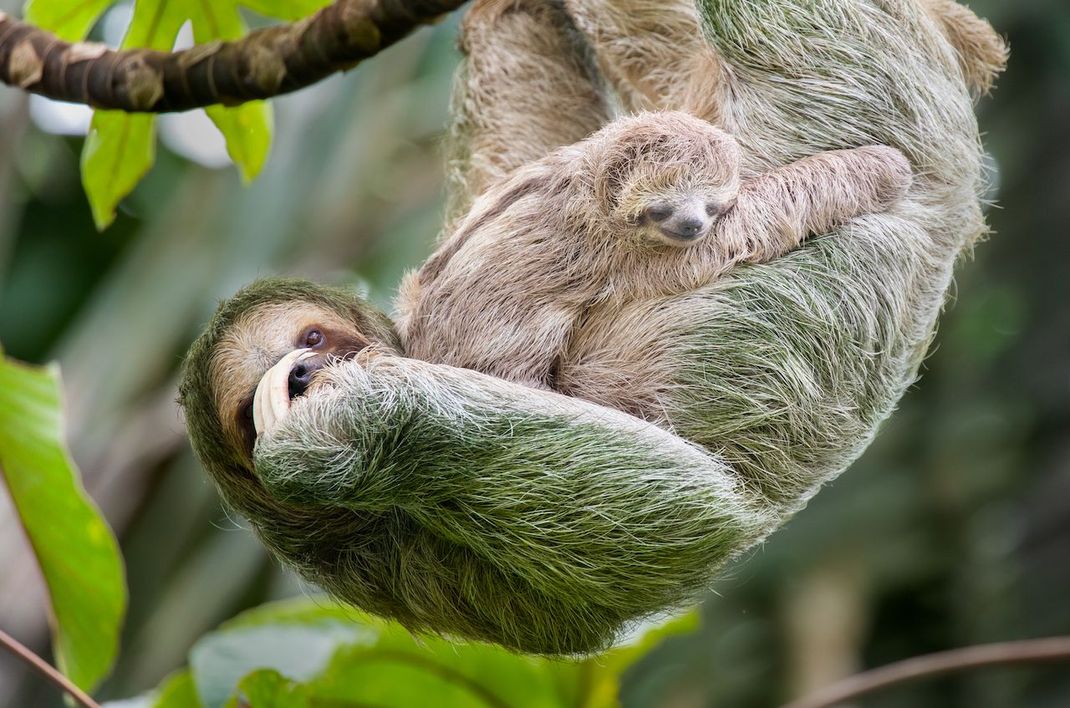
[0,0,1067,706]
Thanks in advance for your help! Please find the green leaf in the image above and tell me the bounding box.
[239,0,332,21]
[583,612,702,708]
[82,111,157,230]
[226,670,308,708]
[206,102,274,182]
[183,600,699,708]
[0,350,127,692]
[154,671,204,708]
[78,0,186,229]
[189,3,273,181]
[23,0,114,41]
[190,617,374,708]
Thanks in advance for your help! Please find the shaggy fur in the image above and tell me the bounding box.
[179,0,1001,654]
[563,0,1005,117]
[400,111,911,389]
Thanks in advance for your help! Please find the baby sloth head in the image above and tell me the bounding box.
[592,111,742,248]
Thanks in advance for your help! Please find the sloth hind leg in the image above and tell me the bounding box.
[562,0,723,122]
[919,0,1007,97]
[445,0,611,227]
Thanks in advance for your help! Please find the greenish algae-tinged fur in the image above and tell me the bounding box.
[181,0,990,655]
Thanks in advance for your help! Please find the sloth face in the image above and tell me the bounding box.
[209,301,376,464]
[596,112,742,248]
[630,185,737,247]
[616,160,740,248]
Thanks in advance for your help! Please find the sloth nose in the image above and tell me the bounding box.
[288,358,322,399]
[661,215,707,241]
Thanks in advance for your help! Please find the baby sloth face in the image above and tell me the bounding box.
[602,112,742,248]
[635,186,735,247]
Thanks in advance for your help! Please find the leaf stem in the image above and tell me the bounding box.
[0,627,101,708]
[784,636,1070,708]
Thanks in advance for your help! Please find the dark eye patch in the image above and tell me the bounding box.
[236,395,256,458]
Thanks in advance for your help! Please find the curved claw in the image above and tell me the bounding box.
[252,349,316,438]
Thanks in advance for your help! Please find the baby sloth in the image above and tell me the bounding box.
[398,111,912,389]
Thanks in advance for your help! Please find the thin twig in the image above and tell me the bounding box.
[784,636,1070,708]
[0,627,101,708]
[0,0,467,112]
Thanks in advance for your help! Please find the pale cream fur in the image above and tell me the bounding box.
[564,0,1006,116]
[398,111,911,390]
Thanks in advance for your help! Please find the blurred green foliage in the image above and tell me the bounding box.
[0,0,1067,706]
[0,351,125,692]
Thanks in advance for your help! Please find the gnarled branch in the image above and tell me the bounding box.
[0,0,467,113]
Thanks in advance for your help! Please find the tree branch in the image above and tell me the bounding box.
[784,636,1070,708]
[0,0,467,113]
[0,627,101,708]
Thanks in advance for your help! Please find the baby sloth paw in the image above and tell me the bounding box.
[856,145,914,207]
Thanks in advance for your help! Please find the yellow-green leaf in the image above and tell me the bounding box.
[190,3,274,182]
[78,0,186,229]
[206,102,274,182]
[153,671,204,708]
[584,612,702,708]
[0,350,127,692]
[239,0,332,21]
[23,0,114,41]
[82,111,157,230]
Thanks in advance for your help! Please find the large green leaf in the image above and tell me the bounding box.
[78,0,187,230]
[184,599,700,708]
[0,349,127,691]
[190,2,273,182]
[24,0,303,228]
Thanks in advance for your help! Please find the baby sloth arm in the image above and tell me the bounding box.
[719,146,913,264]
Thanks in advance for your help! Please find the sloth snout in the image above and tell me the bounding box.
[644,199,716,244]
[288,358,323,399]
[663,216,706,240]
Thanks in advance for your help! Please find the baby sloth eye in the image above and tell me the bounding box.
[644,204,674,223]
[304,329,325,348]
[706,202,727,218]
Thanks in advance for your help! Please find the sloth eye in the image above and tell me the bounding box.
[706,202,724,217]
[644,205,674,223]
[304,329,325,348]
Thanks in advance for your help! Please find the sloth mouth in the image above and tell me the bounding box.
[659,227,707,242]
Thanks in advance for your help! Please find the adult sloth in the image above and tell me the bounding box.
[180,0,1002,655]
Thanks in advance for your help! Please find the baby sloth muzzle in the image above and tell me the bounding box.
[644,197,727,245]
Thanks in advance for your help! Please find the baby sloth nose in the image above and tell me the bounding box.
[644,198,718,244]
[288,357,323,399]
[665,216,705,239]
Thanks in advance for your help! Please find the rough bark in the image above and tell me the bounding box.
[0,0,466,112]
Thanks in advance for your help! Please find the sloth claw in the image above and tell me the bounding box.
[252,349,316,438]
